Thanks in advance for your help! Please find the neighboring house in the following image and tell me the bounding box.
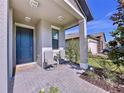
[88,32,106,53]
[87,35,98,54]
[0,0,93,92]
[65,32,106,55]
[122,0,124,4]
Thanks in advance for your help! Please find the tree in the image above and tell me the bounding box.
[108,0,124,72]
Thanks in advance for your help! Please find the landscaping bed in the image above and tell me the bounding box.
[80,67,124,93]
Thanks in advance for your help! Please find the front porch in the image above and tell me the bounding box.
[9,0,90,78]
[0,0,93,93]
[9,63,108,93]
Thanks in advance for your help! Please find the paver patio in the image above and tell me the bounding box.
[10,63,109,93]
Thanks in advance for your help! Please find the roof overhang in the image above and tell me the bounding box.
[76,0,93,21]
[10,0,82,28]
[10,0,93,29]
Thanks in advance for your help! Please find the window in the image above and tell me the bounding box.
[52,29,59,49]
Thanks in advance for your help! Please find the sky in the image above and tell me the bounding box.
[65,0,118,41]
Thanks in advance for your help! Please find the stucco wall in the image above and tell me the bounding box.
[59,28,65,50]
[36,20,43,66]
[0,0,9,92]
[41,20,53,65]
[36,19,65,66]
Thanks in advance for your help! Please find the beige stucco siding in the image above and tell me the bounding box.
[59,28,65,50]
[36,19,65,66]
[88,39,98,54]
[41,20,53,65]
[36,20,43,65]
[0,0,9,92]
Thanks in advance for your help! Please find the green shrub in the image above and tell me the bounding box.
[85,71,98,79]
[105,72,118,83]
[39,87,59,93]
[39,88,45,93]
[66,39,79,63]
[88,49,93,58]
[49,87,59,93]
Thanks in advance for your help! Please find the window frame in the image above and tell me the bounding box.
[52,28,59,50]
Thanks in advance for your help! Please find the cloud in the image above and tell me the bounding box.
[65,11,117,41]
[87,11,116,31]
[104,11,115,18]
[88,20,113,31]
[87,12,117,41]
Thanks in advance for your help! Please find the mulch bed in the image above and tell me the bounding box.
[80,68,124,93]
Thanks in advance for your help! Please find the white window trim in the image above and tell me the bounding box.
[15,23,35,29]
[51,25,60,50]
[51,25,60,31]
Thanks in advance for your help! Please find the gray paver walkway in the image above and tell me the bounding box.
[10,63,109,93]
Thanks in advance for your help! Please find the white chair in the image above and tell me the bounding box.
[60,50,65,59]
[59,50,66,64]
[44,50,57,69]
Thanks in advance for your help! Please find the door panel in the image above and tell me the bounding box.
[16,26,33,64]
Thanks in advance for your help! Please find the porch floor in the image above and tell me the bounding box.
[10,63,109,93]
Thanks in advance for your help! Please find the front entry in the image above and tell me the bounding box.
[16,26,34,64]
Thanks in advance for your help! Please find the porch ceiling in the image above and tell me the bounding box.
[10,0,82,27]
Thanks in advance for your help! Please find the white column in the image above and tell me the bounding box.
[0,0,9,93]
[59,28,65,50]
[9,8,13,78]
[79,18,88,70]
[59,28,65,59]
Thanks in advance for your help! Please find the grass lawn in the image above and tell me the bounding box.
[88,58,124,74]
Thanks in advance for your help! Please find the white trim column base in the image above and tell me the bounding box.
[80,63,89,70]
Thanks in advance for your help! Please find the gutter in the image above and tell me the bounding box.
[76,0,93,21]
[64,0,85,19]
[75,0,87,20]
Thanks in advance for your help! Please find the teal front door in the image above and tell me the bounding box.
[16,26,33,64]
